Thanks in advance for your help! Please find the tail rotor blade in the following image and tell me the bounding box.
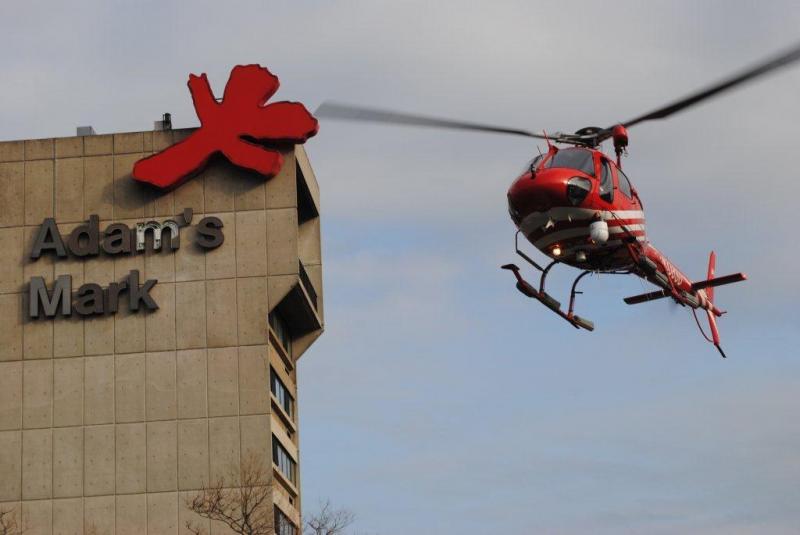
[706,251,716,303]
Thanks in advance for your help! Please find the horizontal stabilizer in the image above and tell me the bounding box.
[691,273,747,291]
[623,289,669,305]
[624,273,746,305]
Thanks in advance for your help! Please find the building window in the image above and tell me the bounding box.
[269,311,292,355]
[272,435,296,485]
[274,506,298,535]
[270,368,294,418]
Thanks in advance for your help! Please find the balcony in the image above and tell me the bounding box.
[298,260,317,311]
[270,260,322,351]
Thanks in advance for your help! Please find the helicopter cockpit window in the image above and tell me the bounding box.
[599,160,613,202]
[544,148,595,177]
[616,166,633,198]
[523,154,543,174]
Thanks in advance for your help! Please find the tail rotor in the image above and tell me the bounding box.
[625,249,746,358]
[703,251,726,358]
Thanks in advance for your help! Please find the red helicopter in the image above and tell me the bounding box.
[317,42,800,357]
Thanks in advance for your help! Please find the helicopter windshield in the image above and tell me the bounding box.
[521,154,543,174]
[544,148,595,177]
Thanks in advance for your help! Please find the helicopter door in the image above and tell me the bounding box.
[599,160,614,203]
[614,164,642,208]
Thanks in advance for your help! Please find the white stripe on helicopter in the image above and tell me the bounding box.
[563,235,647,251]
[533,224,647,249]
[520,208,645,236]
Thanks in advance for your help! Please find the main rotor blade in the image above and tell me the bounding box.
[316,102,549,140]
[617,42,800,129]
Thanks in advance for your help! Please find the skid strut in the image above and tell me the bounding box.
[504,231,604,331]
[501,263,594,331]
[567,270,595,331]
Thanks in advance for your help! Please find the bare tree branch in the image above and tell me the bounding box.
[184,452,275,535]
[304,500,355,535]
[185,454,359,535]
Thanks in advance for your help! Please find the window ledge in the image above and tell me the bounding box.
[272,464,299,497]
[271,394,297,433]
[269,327,293,371]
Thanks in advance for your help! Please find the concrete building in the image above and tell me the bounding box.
[0,128,323,534]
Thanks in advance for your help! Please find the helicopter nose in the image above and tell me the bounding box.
[507,171,568,217]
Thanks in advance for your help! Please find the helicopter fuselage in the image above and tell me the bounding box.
[507,145,647,271]
[505,144,736,318]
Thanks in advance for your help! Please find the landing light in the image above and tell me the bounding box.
[552,245,562,257]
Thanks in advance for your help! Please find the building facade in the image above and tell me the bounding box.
[0,128,323,533]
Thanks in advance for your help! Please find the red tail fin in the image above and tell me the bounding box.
[707,251,716,303]
[705,251,726,358]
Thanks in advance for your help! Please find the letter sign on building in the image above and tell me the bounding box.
[27,213,224,319]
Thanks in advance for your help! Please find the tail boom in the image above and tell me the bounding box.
[624,246,746,357]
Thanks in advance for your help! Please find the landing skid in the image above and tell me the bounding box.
[503,231,633,331]
[502,263,595,331]
[502,231,598,331]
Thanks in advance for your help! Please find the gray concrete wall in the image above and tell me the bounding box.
[0,131,321,533]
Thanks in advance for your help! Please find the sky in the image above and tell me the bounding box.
[2,1,800,533]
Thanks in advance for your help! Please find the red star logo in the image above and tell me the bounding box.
[133,65,319,189]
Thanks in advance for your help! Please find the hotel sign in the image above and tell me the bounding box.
[27,210,223,319]
[26,63,317,320]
